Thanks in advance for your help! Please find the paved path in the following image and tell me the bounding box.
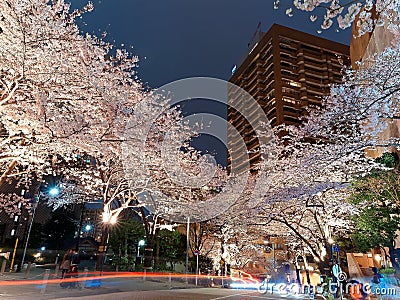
[1,268,398,300]
[0,267,202,299]
[54,289,310,300]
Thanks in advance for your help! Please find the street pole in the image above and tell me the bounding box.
[337,245,343,300]
[75,203,85,252]
[185,216,190,283]
[9,238,19,272]
[100,223,110,276]
[21,193,39,269]
[330,241,337,299]
[195,251,199,286]
[272,242,276,269]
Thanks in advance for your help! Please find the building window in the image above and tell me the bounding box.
[283,97,297,105]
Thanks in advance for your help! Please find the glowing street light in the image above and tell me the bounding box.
[48,187,60,196]
[110,214,118,225]
[99,209,119,274]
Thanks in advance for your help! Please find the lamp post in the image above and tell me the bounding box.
[21,187,59,269]
[328,238,335,266]
[328,238,338,299]
[272,242,276,270]
[185,216,190,283]
[75,202,87,252]
[194,249,199,286]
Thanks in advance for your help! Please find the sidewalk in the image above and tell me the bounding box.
[0,265,52,280]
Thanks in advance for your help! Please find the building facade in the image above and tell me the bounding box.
[349,10,400,277]
[350,11,400,159]
[228,24,350,173]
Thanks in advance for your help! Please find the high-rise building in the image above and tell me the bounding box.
[350,9,400,159]
[228,24,350,173]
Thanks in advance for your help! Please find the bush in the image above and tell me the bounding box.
[380,267,396,275]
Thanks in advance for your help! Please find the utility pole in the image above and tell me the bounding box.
[21,194,40,269]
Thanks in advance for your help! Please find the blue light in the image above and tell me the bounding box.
[230,282,259,289]
[85,224,92,231]
[48,187,59,196]
[40,246,45,251]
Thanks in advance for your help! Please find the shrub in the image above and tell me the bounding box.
[380,267,396,275]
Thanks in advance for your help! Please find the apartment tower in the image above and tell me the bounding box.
[228,24,350,173]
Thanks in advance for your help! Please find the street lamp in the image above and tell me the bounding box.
[20,187,59,269]
[328,238,335,270]
[49,187,60,196]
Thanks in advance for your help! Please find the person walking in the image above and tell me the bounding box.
[69,250,81,288]
[60,249,73,279]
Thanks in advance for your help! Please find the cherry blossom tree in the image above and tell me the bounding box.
[254,185,355,273]
[264,36,400,277]
[296,40,400,156]
[275,0,400,35]
[189,221,219,258]
[0,0,143,215]
[241,38,400,274]
[0,189,30,218]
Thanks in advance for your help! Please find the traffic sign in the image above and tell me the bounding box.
[194,250,199,255]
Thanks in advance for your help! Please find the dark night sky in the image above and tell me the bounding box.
[72,0,352,165]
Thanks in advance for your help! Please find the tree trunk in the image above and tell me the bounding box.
[0,140,26,188]
[154,234,160,270]
[0,160,17,188]
[388,242,400,273]
[96,223,109,271]
[296,268,301,285]
[317,258,331,276]
[305,269,311,284]
[143,239,155,269]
